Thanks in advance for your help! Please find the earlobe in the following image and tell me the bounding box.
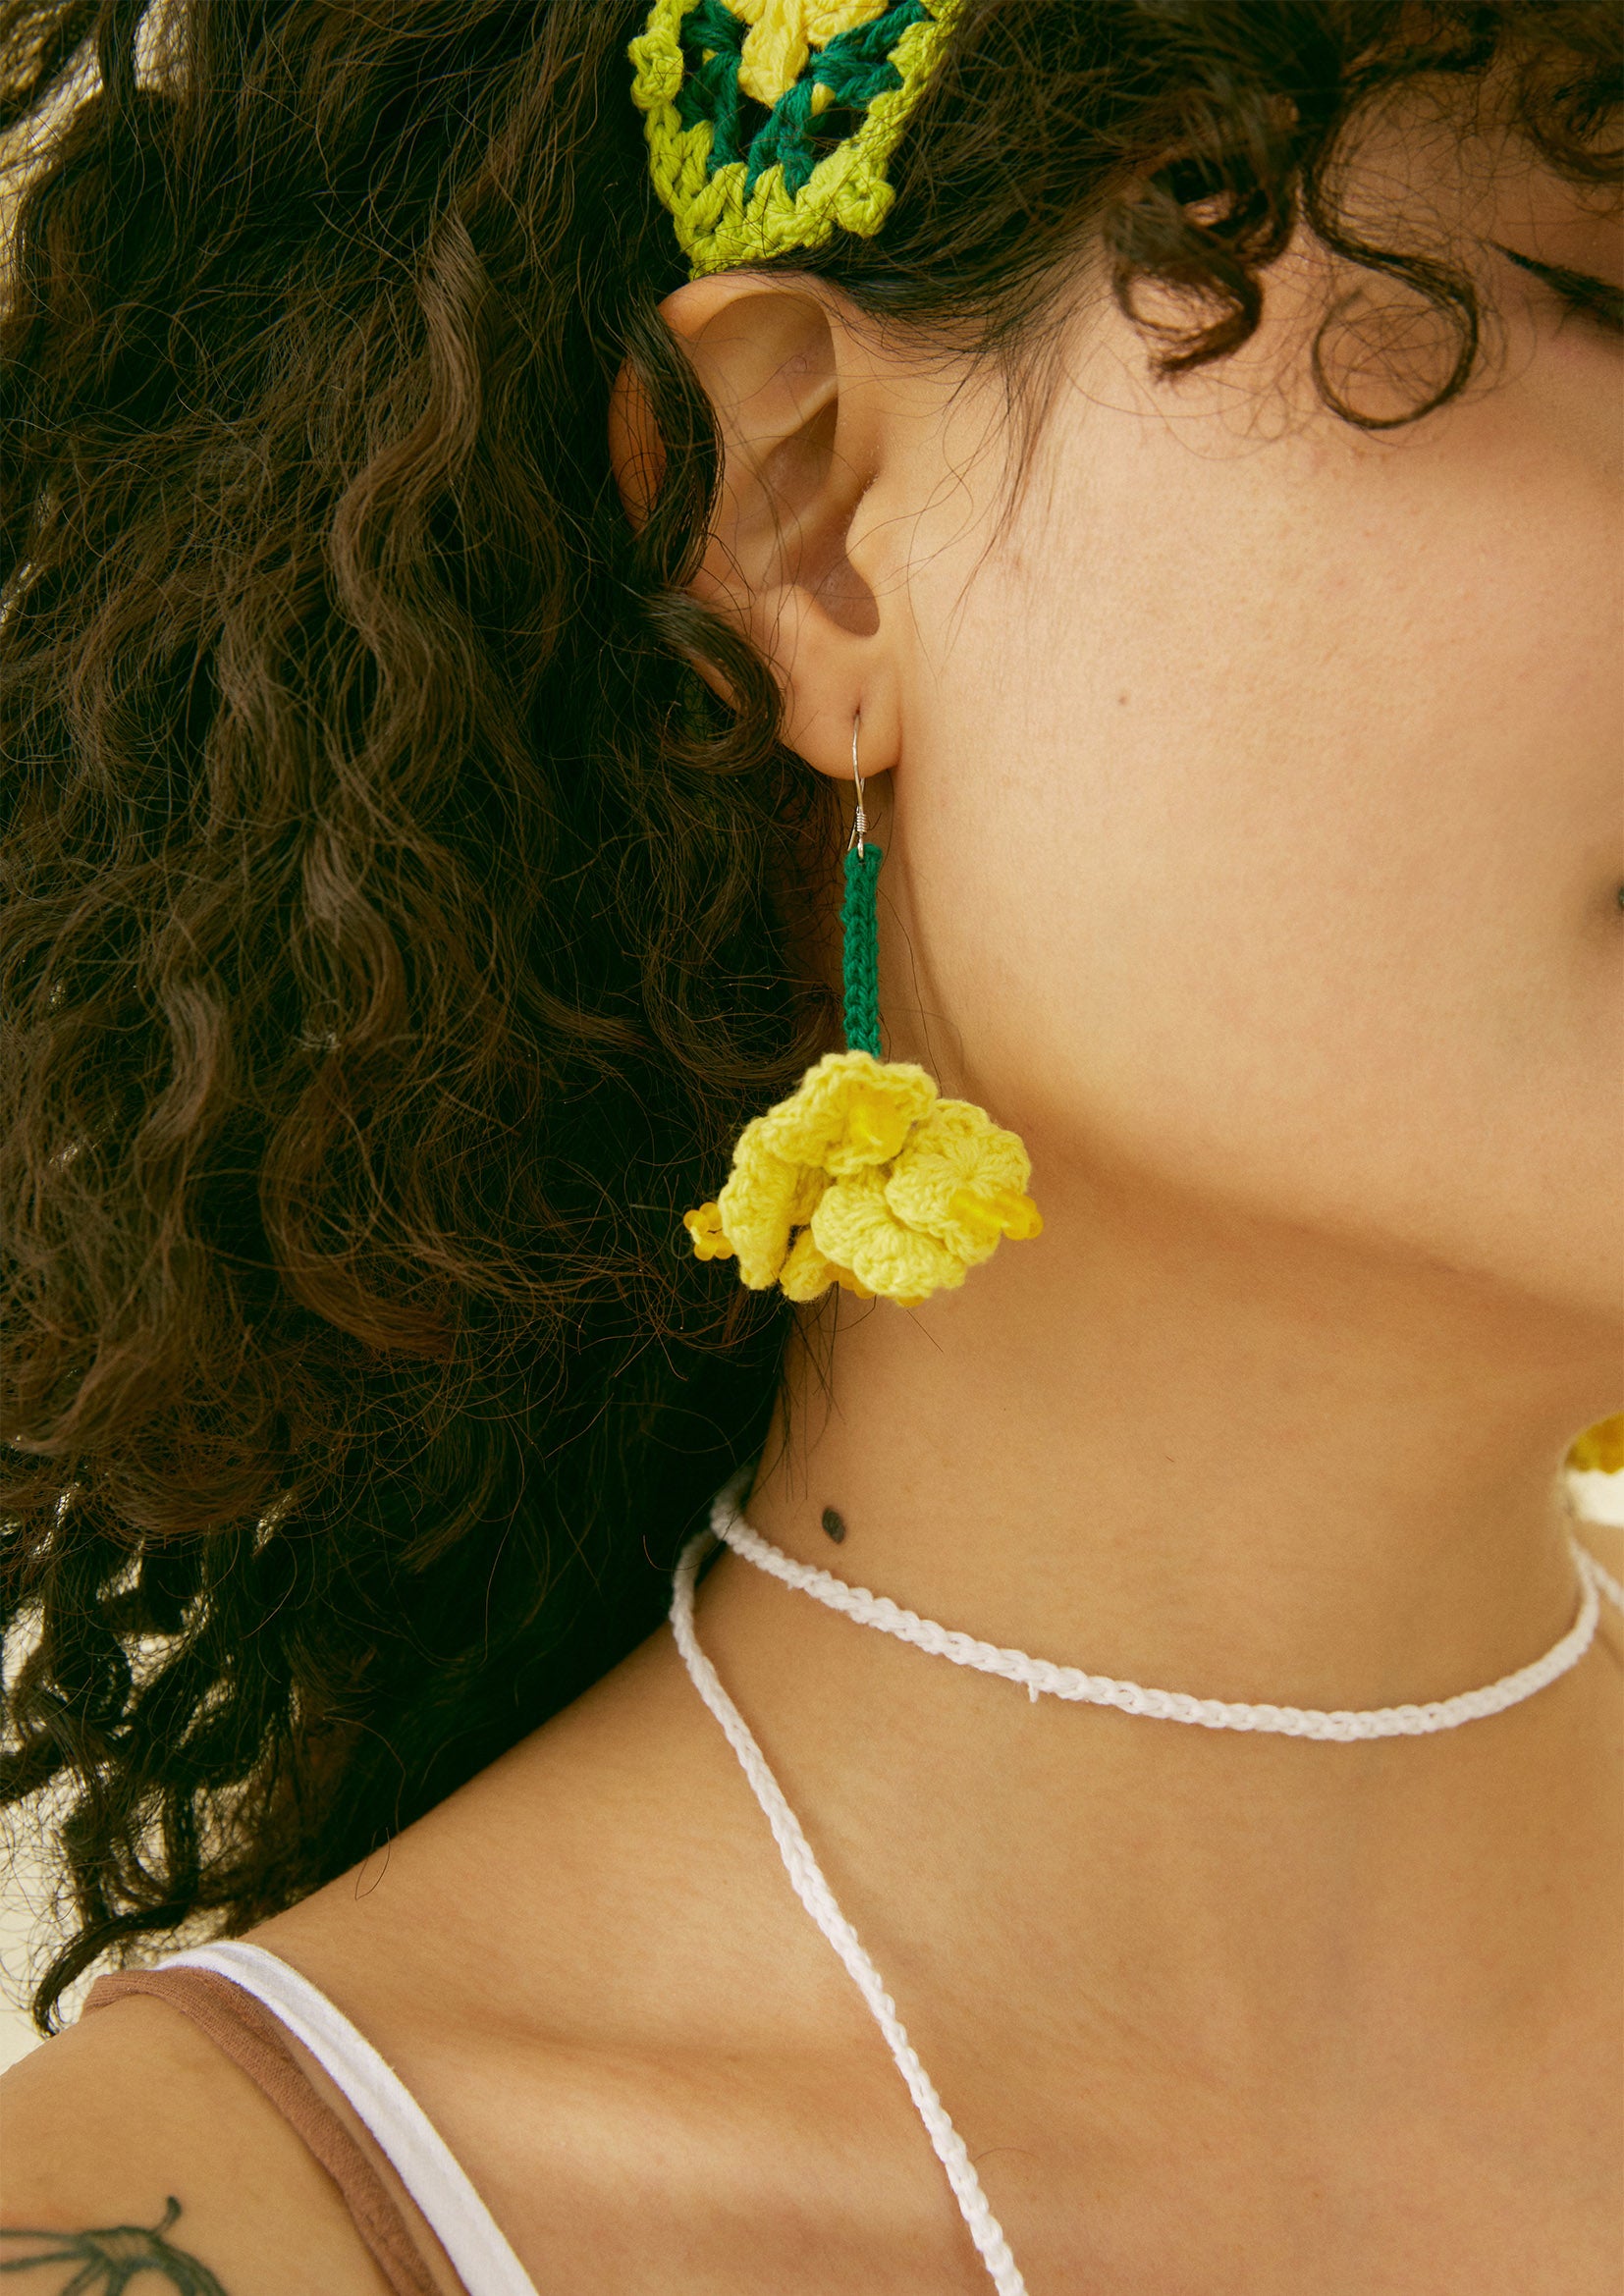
[607,273,901,784]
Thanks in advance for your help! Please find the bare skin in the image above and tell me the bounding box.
[5,94,1621,2296]
[9,1540,1620,2295]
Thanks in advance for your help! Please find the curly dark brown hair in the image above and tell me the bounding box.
[0,0,1616,2030]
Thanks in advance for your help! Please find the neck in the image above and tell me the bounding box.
[691,1157,1620,2078]
[748,1163,1607,1702]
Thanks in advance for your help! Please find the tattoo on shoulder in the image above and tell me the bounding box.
[1,2196,227,2292]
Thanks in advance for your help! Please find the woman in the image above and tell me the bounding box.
[1,0,1619,2286]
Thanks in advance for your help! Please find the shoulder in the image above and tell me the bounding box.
[229,1626,945,2288]
[0,1989,395,2294]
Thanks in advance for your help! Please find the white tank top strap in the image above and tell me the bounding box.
[157,1940,538,2296]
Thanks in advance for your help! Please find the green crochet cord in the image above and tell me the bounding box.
[840,842,884,1058]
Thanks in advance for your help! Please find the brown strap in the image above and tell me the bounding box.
[83,1967,447,2296]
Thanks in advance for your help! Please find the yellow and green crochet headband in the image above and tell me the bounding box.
[629,0,961,278]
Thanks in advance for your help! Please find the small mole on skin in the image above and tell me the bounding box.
[821,1507,847,1544]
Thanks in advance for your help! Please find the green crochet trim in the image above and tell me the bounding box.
[840,841,884,1059]
[630,0,960,278]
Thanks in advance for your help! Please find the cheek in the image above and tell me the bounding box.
[896,393,1623,1309]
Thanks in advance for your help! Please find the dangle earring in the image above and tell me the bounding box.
[683,716,1042,1307]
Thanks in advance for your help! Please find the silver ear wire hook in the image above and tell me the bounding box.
[846,711,867,860]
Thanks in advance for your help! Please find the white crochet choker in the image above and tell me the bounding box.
[670,1471,1623,2296]
[709,1489,1623,1740]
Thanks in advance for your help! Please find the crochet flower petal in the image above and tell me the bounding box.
[778,1224,877,1303]
[811,1168,965,1305]
[776,1224,832,1301]
[755,1048,937,1176]
[715,1140,825,1289]
[882,1098,1043,1264]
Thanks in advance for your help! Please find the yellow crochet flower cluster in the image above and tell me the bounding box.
[684,1050,1042,1307]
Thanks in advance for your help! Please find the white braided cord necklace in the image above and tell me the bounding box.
[670,1471,1623,2296]
[711,1493,1623,1739]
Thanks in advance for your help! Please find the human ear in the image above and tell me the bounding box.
[608,275,903,784]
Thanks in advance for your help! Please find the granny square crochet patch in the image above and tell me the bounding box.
[630,0,960,276]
